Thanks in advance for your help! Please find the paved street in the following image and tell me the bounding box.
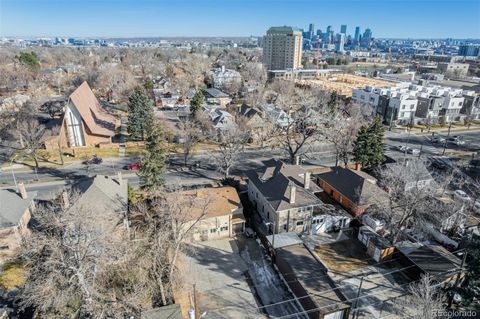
[384,130,480,158]
[1,130,478,200]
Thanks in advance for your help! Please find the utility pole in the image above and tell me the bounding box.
[352,276,364,319]
[442,122,452,155]
[193,284,197,319]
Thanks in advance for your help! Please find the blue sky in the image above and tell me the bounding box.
[1,0,479,38]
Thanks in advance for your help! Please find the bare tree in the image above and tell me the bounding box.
[407,275,445,319]
[323,102,369,167]
[179,53,211,90]
[212,125,250,179]
[240,62,267,90]
[271,83,328,164]
[96,64,136,102]
[16,115,49,169]
[178,117,201,166]
[368,159,453,243]
[20,192,142,318]
[130,191,209,307]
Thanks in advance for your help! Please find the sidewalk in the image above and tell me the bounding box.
[392,125,480,135]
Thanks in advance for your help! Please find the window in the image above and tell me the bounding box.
[296,221,304,226]
[220,226,228,232]
[210,228,217,233]
[283,224,288,230]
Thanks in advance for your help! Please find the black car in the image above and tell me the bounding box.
[83,156,103,165]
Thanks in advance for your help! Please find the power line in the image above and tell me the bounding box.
[274,268,462,319]
[175,250,405,299]
[206,264,419,316]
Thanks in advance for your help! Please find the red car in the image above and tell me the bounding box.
[126,162,141,170]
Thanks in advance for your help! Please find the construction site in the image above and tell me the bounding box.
[297,73,396,97]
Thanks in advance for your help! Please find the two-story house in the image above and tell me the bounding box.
[245,159,323,234]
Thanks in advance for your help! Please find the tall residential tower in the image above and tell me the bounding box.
[263,26,303,70]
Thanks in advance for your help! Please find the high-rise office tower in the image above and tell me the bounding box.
[263,26,303,70]
[336,33,345,52]
[340,24,347,35]
[308,23,315,39]
[362,28,372,48]
[354,26,360,45]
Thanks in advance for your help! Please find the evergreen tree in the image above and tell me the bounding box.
[139,121,166,192]
[127,87,154,140]
[328,91,339,113]
[353,117,385,169]
[190,90,204,116]
[459,234,480,311]
[17,52,40,71]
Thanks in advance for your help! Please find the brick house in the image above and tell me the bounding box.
[44,81,118,149]
[315,167,388,217]
[0,184,36,262]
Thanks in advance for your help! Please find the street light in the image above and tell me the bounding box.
[10,154,18,190]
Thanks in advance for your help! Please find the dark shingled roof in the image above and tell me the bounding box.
[204,88,229,98]
[398,243,462,280]
[316,167,387,206]
[276,244,350,315]
[239,104,262,119]
[245,159,322,211]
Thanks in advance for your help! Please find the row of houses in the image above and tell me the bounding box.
[0,174,246,262]
[352,82,480,125]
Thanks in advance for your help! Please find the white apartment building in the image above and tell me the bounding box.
[389,95,418,123]
[211,65,242,90]
[442,95,464,122]
[353,82,468,125]
[263,26,303,70]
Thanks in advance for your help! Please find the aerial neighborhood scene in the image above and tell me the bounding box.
[1,0,480,318]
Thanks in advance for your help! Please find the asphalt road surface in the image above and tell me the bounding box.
[1,131,479,200]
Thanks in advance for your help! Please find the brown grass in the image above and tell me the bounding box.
[314,239,372,273]
[0,260,27,291]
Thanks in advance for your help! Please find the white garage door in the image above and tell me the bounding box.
[324,310,344,319]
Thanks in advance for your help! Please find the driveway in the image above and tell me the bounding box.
[180,238,264,319]
[180,236,308,319]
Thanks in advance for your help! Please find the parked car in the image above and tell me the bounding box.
[454,190,472,203]
[83,156,103,165]
[125,162,141,170]
[407,148,420,155]
[431,136,446,143]
[395,145,407,152]
[448,136,465,146]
